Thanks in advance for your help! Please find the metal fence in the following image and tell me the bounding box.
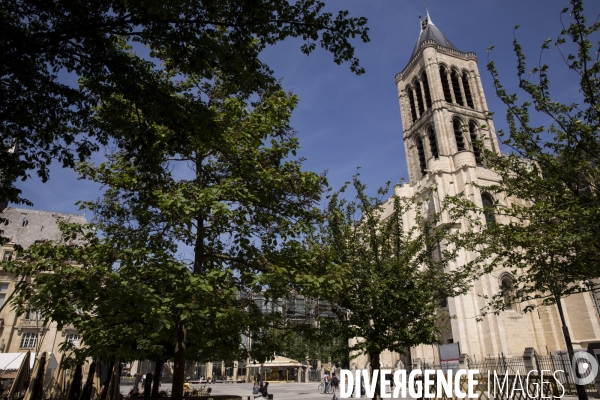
[468,353,599,398]
[467,354,528,376]
[120,377,136,386]
[308,368,321,382]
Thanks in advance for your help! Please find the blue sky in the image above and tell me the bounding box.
[13,0,600,218]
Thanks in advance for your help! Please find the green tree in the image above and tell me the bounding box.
[314,176,485,400]
[1,0,369,210]
[266,319,349,368]
[3,80,328,400]
[463,1,600,399]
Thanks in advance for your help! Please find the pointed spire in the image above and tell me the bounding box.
[410,4,459,61]
[425,2,432,25]
[420,1,433,31]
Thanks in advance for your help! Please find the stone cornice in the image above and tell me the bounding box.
[395,41,477,84]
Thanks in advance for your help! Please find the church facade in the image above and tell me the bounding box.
[352,12,600,369]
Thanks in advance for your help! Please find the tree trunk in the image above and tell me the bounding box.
[171,321,187,400]
[100,359,115,400]
[151,360,164,398]
[556,295,589,400]
[368,351,381,400]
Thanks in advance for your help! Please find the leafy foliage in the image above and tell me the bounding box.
[313,176,486,386]
[1,0,369,208]
[473,0,600,314]
[2,80,329,398]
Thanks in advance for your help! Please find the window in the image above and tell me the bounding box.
[427,126,439,159]
[66,333,80,348]
[414,80,425,115]
[0,283,8,309]
[469,121,482,165]
[2,251,13,262]
[481,193,496,225]
[450,70,464,106]
[439,67,453,103]
[462,72,475,108]
[421,72,432,109]
[24,310,41,320]
[453,119,465,151]
[500,275,515,310]
[20,333,37,349]
[406,86,417,122]
[416,137,427,176]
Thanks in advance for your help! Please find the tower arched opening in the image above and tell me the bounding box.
[439,66,453,103]
[406,86,418,123]
[427,126,439,159]
[469,120,482,165]
[452,118,466,151]
[414,79,425,116]
[416,137,427,176]
[421,71,433,109]
[462,72,475,109]
[450,69,464,106]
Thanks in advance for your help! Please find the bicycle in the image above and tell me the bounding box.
[318,380,332,394]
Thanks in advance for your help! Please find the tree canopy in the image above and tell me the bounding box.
[473,0,600,313]
[1,0,369,209]
[313,176,486,399]
[460,3,599,398]
[3,81,329,399]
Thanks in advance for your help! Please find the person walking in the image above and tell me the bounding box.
[322,371,330,393]
[330,372,340,400]
[131,374,141,397]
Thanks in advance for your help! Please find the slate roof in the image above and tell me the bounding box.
[410,13,459,60]
[0,207,87,249]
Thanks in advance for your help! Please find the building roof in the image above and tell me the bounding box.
[259,355,304,367]
[409,11,458,60]
[0,207,87,249]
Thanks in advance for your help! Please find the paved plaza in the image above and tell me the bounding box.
[120,381,583,400]
[121,382,357,400]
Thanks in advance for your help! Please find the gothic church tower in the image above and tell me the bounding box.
[392,11,577,364]
[395,11,500,185]
[348,9,600,373]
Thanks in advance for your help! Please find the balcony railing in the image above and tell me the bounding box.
[19,319,44,328]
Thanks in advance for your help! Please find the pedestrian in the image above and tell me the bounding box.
[143,372,153,400]
[322,371,330,393]
[330,372,340,400]
[131,374,141,397]
[351,374,365,398]
[258,382,269,398]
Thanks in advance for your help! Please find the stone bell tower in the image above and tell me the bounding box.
[392,11,569,363]
[395,10,500,184]
[348,10,600,371]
